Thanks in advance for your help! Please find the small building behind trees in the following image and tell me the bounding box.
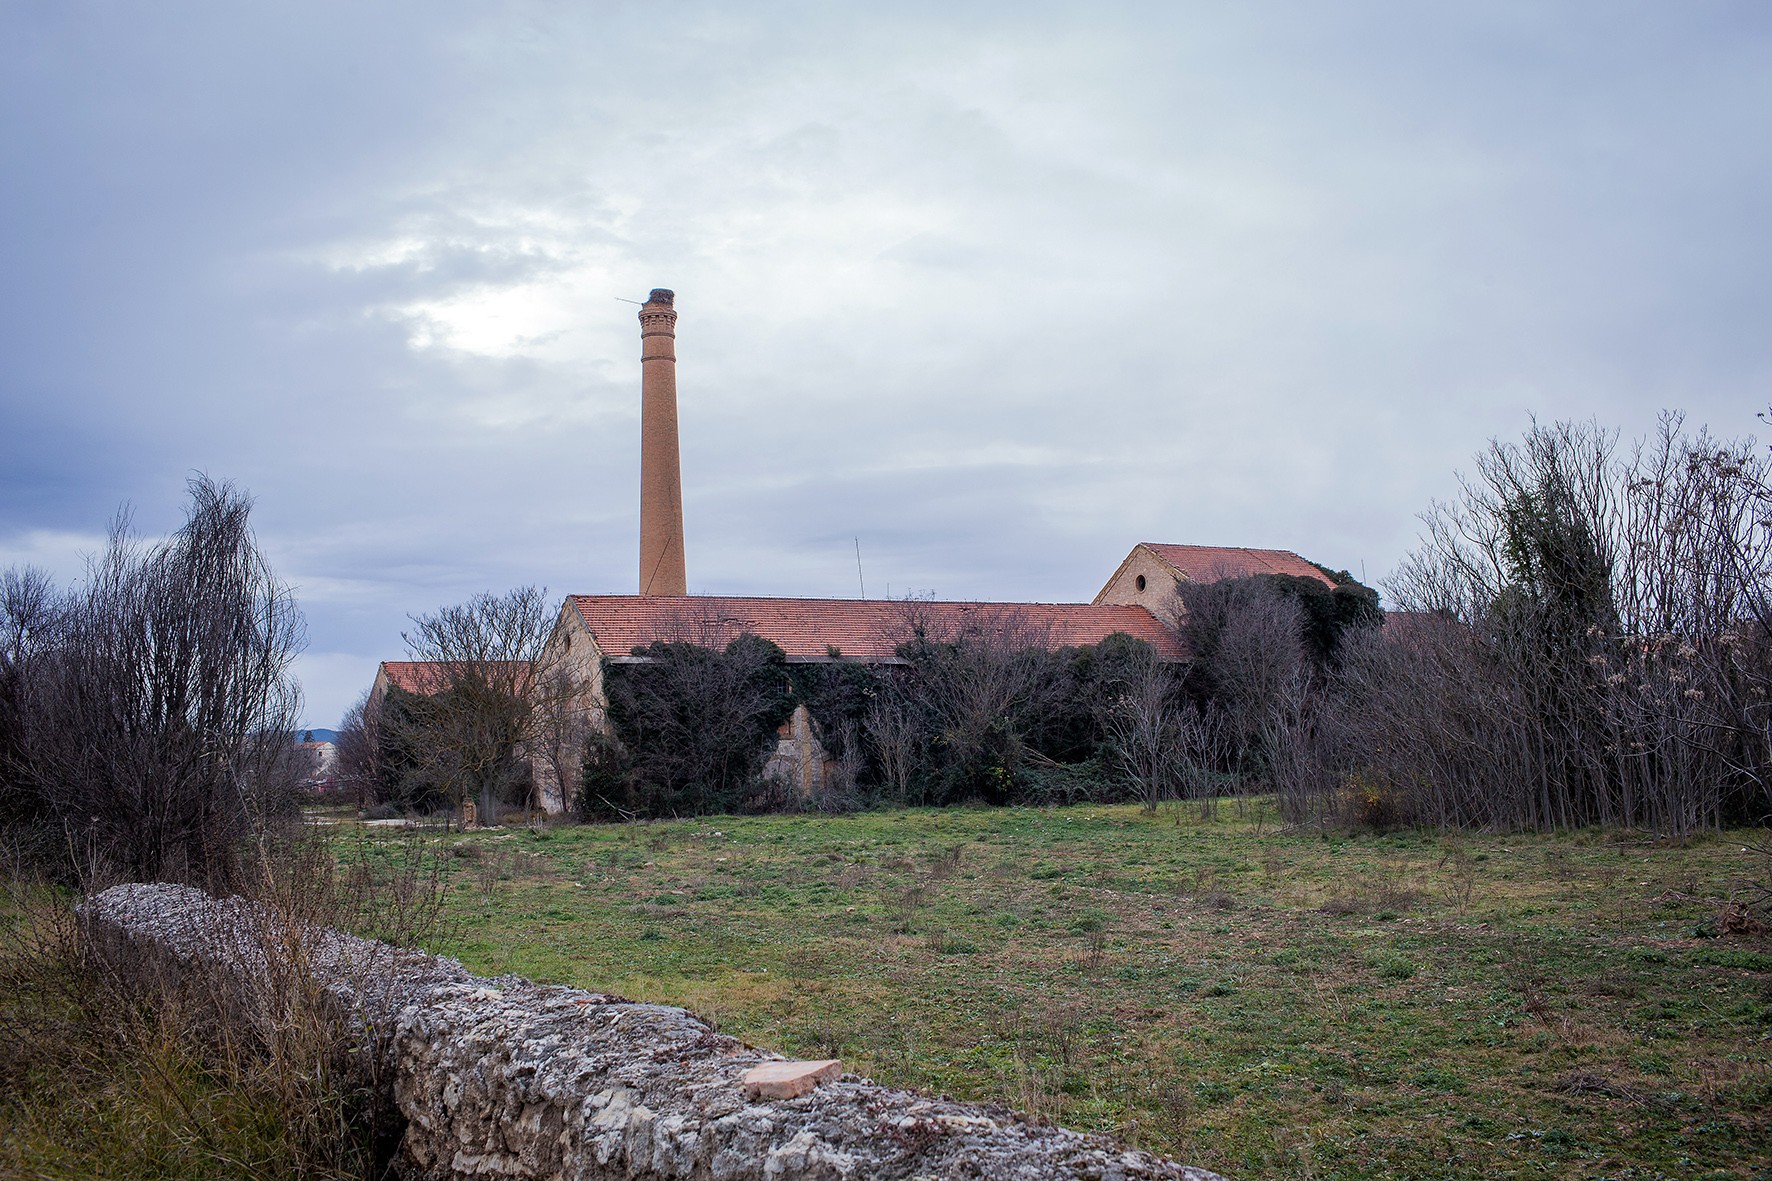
[354,542,1366,820]
[362,657,541,821]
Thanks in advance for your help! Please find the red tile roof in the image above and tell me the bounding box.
[1142,543,1335,587]
[568,595,1186,662]
[378,661,447,694]
[377,660,531,695]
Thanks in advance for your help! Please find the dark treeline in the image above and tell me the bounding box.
[0,478,306,887]
[575,608,1188,820]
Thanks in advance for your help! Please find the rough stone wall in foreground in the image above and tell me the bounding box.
[82,882,1227,1181]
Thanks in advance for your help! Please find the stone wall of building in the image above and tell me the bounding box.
[81,882,1225,1181]
[763,703,835,798]
[1093,546,1185,614]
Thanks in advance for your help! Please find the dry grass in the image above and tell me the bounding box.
[1,824,451,1181]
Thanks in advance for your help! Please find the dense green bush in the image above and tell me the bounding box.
[786,659,883,776]
[577,627,1174,819]
[887,629,1173,806]
[579,634,796,819]
[1179,570,1381,698]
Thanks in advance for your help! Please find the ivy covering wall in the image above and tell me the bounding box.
[577,630,1179,819]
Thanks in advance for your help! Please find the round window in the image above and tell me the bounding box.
[1135,574,1147,591]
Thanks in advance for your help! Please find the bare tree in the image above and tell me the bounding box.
[0,567,65,841]
[1099,645,1180,812]
[1616,413,1772,820]
[527,664,593,817]
[4,478,305,887]
[333,690,382,811]
[384,586,561,826]
[1176,574,1312,788]
[1173,703,1234,817]
[864,685,920,803]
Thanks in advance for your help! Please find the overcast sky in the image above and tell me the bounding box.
[4,2,1769,729]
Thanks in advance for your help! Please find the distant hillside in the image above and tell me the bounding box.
[295,728,338,744]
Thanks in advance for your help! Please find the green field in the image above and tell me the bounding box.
[358,802,1772,1180]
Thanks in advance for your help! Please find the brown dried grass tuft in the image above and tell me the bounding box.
[0,822,452,1180]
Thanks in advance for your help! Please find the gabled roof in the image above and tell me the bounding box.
[1141,543,1334,586]
[566,595,1186,662]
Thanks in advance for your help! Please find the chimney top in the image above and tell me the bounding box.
[646,288,675,307]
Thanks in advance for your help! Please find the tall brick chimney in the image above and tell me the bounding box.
[638,288,687,596]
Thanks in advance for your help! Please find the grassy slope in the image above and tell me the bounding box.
[390,803,1766,1179]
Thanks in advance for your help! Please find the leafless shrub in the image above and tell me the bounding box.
[889,883,928,934]
[1008,1045,1066,1125]
[1006,1000,1086,1124]
[333,690,384,811]
[926,841,966,880]
[864,689,920,802]
[1178,575,1312,775]
[1319,862,1419,916]
[803,1017,846,1059]
[1100,646,1182,812]
[1082,926,1110,972]
[1289,413,1772,833]
[809,719,868,813]
[1144,1076,1194,1144]
[528,663,593,818]
[1440,839,1480,911]
[2,478,304,888]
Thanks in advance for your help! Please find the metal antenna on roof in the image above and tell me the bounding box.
[854,538,867,600]
[614,296,644,305]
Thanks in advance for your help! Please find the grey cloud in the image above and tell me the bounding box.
[4,2,1769,728]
